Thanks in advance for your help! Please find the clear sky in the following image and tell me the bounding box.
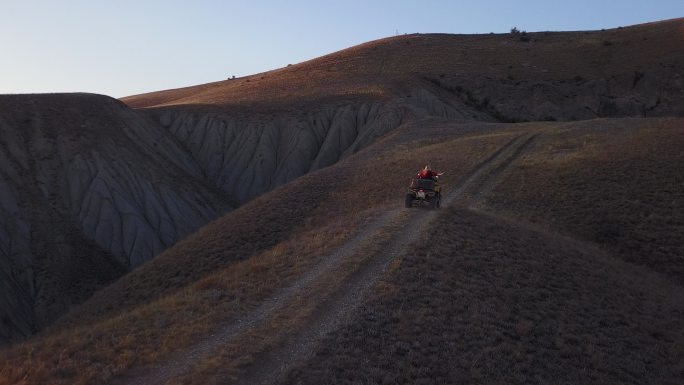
[1,0,682,98]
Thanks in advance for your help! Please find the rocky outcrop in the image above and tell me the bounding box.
[153,103,404,203]
[0,94,232,346]
[142,65,684,207]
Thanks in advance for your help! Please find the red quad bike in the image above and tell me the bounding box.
[405,177,441,209]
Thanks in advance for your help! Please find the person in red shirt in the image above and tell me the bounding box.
[416,165,443,180]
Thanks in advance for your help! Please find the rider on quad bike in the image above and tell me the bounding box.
[416,165,443,181]
[405,165,444,209]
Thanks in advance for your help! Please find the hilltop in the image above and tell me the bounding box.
[123,18,683,116]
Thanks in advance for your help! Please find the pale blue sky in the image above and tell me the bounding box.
[1,0,682,98]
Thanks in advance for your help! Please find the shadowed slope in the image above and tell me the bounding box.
[0,93,232,346]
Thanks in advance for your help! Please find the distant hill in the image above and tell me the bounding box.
[122,18,683,116]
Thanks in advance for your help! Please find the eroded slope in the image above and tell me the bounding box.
[0,94,232,345]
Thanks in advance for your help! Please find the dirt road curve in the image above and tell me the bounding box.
[111,132,538,385]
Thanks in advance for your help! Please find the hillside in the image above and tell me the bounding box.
[1,116,682,385]
[0,17,682,384]
[122,18,684,115]
[119,18,683,205]
[0,94,232,346]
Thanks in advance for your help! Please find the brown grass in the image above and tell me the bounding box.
[283,207,684,384]
[3,117,680,384]
[484,118,684,284]
[121,19,684,110]
[0,214,365,385]
[170,212,407,385]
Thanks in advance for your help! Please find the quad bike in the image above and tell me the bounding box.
[405,177,441,209]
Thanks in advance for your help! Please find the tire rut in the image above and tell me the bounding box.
[110,210,401,385]
[467,132,540,203]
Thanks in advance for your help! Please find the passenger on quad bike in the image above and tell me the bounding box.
[416,165,443,181]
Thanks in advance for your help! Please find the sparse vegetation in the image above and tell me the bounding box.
[485,119,684,285]
[2,118,682,384]
[510,27,530,41]
[283,207,684,384]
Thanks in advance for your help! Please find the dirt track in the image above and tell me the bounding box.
[111,131,538,385]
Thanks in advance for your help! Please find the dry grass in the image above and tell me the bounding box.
[3,117,680,384]
[2,16,682,385]
[170,213,406,385]
[0,214,366,385]
[159,126,528,384]
[284,207,684,384]
[485,118,684,284]
[121,19,684,110]
[52,121,512,331]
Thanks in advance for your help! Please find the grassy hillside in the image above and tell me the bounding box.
[1,117,682,384]
[483,117,684,284]
[284,207,684,385]
[1,18,682,385]
[122,19,684,111]
[177,118,684,385]
[0,119,517,384]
